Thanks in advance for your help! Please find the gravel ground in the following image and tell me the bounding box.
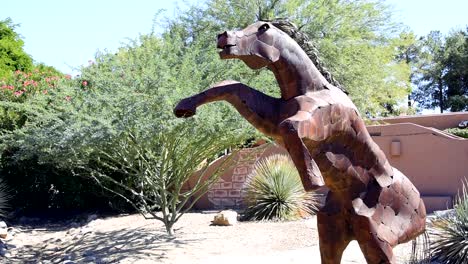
[0,212,425,264]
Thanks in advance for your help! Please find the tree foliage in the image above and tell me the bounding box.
[0,0,418,212]
[79,123,248,236]
[413,29,468,112]
[169,0,413,116]
[0,18,33,79]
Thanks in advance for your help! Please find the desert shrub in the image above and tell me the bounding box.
[242,154,318,221]
[78,122,249,236]
[0,69,109,213]
[0,68,69,131]
[0,179,10,218]
[430,180,468,263]
[0,153,119,213]
[445,128,468,139]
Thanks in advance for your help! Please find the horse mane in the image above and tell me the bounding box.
[262,18,347,93]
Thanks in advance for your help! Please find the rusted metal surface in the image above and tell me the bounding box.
[174,20,426,264]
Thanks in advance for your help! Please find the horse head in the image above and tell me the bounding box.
[217,21,289,69]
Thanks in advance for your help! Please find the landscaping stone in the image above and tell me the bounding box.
[79,227,94,235]
[433,209,456,219]
[83,256,97,262]
[69,222,80,228]
[87,214,98,222]
[0,228,7,239]
[212,210,237,226]
[0,246,7,257]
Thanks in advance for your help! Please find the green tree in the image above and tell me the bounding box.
[0,18,33,79]
[444,29,468,111]
[174,0,412,116]
[80,123,248,236]
[413,29,468,112]
[393,31,422,114]
[0,0,417,213]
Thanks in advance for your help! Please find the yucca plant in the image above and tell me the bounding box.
[242,154,318,221]
[430,179,468,264]
[0,179,10,218]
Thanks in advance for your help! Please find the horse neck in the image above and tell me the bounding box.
[268,45,329,100]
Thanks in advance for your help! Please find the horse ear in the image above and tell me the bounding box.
[252,40,280,62]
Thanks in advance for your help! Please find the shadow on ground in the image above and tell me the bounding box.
[6,224,199,264]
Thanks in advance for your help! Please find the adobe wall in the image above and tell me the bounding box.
[367,123,468,212]
[372,112,468,130]
[191,120,468,213]
[188,144,288,210]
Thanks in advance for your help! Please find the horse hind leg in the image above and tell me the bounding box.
[317,211,352,264]
[352,216,396,264]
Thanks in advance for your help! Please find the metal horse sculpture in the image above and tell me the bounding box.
[174,20,426,263]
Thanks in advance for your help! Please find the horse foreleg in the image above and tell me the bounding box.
[278,111,324,191]
[174,80,281,138]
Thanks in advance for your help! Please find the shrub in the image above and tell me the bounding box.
[430,180,468,263]
[242,154,318,221]
[0,179,10,218]
[77,122,249,236]
[445,128,468,139]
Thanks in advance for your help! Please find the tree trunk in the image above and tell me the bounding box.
[438,77,444,113]
[165,222,174,236]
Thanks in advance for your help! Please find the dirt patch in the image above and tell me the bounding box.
[1,212,424,263]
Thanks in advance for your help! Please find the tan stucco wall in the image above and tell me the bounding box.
[372,112,468,130]
[367,123,468,212]
[191,114,468,213]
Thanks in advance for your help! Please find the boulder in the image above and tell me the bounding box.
[212,210,238,226]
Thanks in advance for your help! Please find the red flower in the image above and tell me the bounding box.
[14,90,24,97]
[65,96,71,101]
[82,81,88,87]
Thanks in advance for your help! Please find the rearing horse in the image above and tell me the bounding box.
[174,20,426,264]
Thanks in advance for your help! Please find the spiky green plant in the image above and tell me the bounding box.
[430,179,468,263]
[242,154,318,221]
[0,179,10,218]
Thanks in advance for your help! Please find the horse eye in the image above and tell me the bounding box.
[259,24,270,32]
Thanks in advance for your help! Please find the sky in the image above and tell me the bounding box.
[1,0,200,74]
[1,0,467,75]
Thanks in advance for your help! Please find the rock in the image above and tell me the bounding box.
[433,209,456,219]
[212,210,238,226]
[83,256,96,262]
[0,228,7,239]
[79,227,93,235]
[87,214,98,222]
[7,227,17,236]
[66,228,77,235]
[0,247,7,257]
[0,221,7,228]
